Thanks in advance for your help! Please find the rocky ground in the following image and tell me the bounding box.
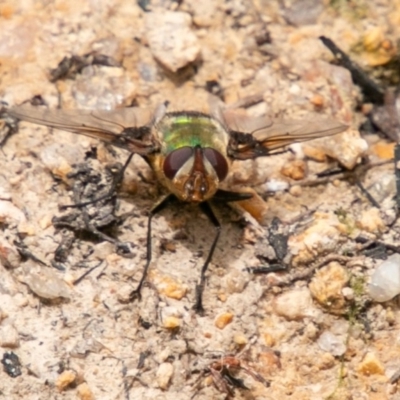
[1,0,400,399]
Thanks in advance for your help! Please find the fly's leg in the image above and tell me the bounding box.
[130,194,174,301]
[194,201,221,314]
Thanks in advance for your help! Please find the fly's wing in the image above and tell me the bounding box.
[5,105,161,155]
[222,109,348,160]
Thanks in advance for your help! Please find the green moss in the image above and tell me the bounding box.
[334,207,355,235]
[350,275,366,298]
[324,274,368,399]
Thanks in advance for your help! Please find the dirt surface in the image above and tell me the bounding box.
[1,1,400,399]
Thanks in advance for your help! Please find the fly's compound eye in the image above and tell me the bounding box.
[203,148,228,181]
[163,147,193,179]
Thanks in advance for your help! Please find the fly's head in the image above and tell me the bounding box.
[162,145,228,202]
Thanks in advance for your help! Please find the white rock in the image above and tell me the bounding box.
[145,11,201,72]
[156,362,174,389]
[310,128,368,170]
[157,348,171,363]
[274,288,319,320]
[367,174,396,203]
[22,262,71,300]
[223,269,247,294]
[262,178,289,192]
[0,200,26,224]
[92,241,115,260]
[369,254,400,302]
[72,66,136,110]
[0,265,19,295]
[40,143,85,179]
[0,320,20,348]
[317,331,346,356]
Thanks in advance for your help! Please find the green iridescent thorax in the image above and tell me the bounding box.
[156,112,229,155]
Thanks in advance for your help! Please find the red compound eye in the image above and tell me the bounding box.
[163,147,193,179]
[203,148,228,181]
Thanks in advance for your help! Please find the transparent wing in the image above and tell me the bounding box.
[222,109,348,160]
[6,105,162,155]
[250,118,348,150]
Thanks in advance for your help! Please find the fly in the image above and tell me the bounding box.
[3,101,347,313]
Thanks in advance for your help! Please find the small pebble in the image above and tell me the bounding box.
[310,93,325,107]
[233,189,271,224]
[163,316,181,329]
[156,362,174,389]
[263,333,276,347]
[217,292,227,302]
[289,213,343,266]
[224,270,247,294]
[258,350,281,373]
[341,287,354,301]
[0,321,20,348]
[215,312,234,329]
[156,276,187,300]
[191,0,217,27]
[39,214,52,230]
[70,338,105,358]
[156,348,171,364]
[116,284,135,303]
[317,331,346,356]
[369,254,400,302]
[77,383,94,400]
[72,66,135,110]
[283,0,324,26]
[145,11,200,72]
[92,241,115,260]
[363,27,385,51]
[17,221,36,236]
[316,352,335,370]
[23,263,71,300]
[0,200,26,224]
[303,128,368,170]
[309,262,349,314]
[39,144,77,181]
[233,334,248,345]
[280,159,306,180]
[160,239,176,253]
[371,142,396,161]
[274,289,317,320]
[357,352,385,376]
[289,185,302,197]
[56,370,77,391]
[356,208,386,234]
[0,240,20,269]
